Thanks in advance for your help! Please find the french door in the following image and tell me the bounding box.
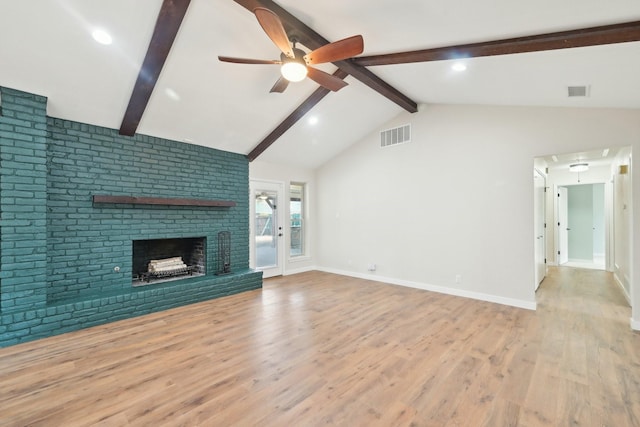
[250,180,285,278]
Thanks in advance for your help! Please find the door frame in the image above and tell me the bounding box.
[557,186,569,265]
[534,168,547,290]
[554,182,612,270]
[250,179,285,278]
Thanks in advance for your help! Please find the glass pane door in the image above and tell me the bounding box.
[255,190,278,269]
[250,180,284,278]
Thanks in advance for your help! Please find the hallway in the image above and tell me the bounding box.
[533,266,639,425]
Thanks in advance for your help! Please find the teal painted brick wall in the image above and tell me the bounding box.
[0,88,48,312]
[46,118,251,302]
[0,87,262,347]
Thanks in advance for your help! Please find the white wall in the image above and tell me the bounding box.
[316,104,640,314]
[593,183,606,258]
[249,160,317,275]
[612,148,632,299]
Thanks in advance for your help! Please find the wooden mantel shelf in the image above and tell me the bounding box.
[92,195,236,207]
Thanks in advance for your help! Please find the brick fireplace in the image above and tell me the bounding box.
[132,237,206,285]
[0,87,263,347]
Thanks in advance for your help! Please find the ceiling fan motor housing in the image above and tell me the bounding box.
[281,47,307,63]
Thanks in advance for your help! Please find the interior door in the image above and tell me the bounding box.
[534,169,546,289]
[558,186,569,264]
[250,181,285,278]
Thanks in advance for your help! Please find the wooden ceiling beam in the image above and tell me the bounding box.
[246,69,349,161]
[233,0,418,113]
[353,20,640,66]
[119,0,191,136]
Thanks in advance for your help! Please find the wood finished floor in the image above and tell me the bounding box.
[0,267,639,426]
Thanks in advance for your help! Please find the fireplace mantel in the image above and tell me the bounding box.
[92,195,236,207]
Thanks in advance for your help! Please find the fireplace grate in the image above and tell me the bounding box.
[138,266,195,283]
[132,238,206,286]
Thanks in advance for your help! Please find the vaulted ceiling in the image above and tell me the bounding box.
[1,1,639,169]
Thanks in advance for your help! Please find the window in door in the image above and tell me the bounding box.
[290,182,305,257]
[255,190,278,269]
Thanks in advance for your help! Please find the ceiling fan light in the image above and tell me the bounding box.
[281,62,307,82]
[569,163,589,173]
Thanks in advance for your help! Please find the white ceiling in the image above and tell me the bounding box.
[1,1,639,169]
[543,147,620,172]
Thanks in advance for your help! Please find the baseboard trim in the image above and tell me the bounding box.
[316,267,536,311]
[631,318,640,331]
[613,273,632,305]
[284,265,316,276]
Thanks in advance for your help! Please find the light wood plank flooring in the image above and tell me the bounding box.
[0,267,638,426]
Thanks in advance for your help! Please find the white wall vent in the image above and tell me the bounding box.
[380,124,411,148]
[567,85,590,97]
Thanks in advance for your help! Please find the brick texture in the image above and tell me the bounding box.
[0,87,262,347]
[0,88,48,312]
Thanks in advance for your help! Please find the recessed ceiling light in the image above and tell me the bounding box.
[551,155,558,162]
[451,62,467,72]
[602,148,609,157]
[308,116,318,125]
[92,29,112,45]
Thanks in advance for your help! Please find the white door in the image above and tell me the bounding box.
[250,181,285,278]
[534,169,546,289]
[558,186,569,264]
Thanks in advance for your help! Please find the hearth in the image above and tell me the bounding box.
[132,237,206,286]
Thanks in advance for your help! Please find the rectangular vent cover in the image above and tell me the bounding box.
[380,124,411,147]
[567,85,589,97]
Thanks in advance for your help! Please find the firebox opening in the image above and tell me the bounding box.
[132,237,206,286]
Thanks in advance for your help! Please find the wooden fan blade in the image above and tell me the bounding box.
[306,67,348,92]
[254,7,294,58]
[218,56,281,65]
[304,35,364,65]
[269,76,290,93]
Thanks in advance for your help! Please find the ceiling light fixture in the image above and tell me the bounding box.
[451,62,467,72]
[91,29,113,45]
[308,116,318,125]
[280,58,307,82]
[569,163,589,173]
[280,43,308,82]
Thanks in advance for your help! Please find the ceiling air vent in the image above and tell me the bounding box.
[380,124,411,148]
[567,85,590,97]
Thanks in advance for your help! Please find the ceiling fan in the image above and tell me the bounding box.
[218,7,364,93]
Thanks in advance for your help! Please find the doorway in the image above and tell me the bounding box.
[557,183,606,270]
[250,180,285,278]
